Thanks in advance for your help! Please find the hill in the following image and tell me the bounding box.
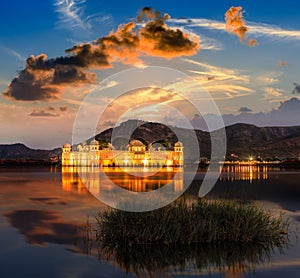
[96,120,300,160]
[225,123,300,159]
[0,143,61,162]
[1,121,300,161]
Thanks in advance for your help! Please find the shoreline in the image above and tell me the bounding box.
[1,160,300,168]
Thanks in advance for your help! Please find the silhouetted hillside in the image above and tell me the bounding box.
[0,143,60,160]
[1,121,300,161]
[96,120,300,159]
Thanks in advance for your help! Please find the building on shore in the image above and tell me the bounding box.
[62,139,184,167]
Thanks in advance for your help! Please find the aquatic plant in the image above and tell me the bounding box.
[96,199,289,246]
[78,199,290,275]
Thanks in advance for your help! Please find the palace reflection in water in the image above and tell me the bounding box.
[61,165,282,194]
[61,166,184,195]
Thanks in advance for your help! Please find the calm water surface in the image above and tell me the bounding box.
[0,166,299,277]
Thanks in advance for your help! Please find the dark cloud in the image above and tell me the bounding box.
[2,54,97,101]
[2,7,199,101]
[52,64,96,84]
[207,76,216,81]
[190,97,300,130]
[4,209,82,246]
[138,7,198,58]
[137,7,164,22]
[29,110,59,117]
[59,105,68,112]
[292,83,300,94]
[276,97,300,112]
[238,107,252,113]
[29,197,68,206]
[2,66,60,101]
[226,98,300,127]
[47,105,56,111]
[29,105,68,116]
[225,6,257,47]
[29,106,60,117]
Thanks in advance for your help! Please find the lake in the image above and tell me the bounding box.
[0,166,299,277]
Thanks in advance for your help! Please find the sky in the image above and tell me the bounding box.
[0,0,300,149]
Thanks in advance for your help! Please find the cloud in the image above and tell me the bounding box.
[185,58,249,82]
[170,17,300,42]
[54,0,113,35]
[0,45,25,62]
[263,87,284,100]
[2,54,97,101]
[276,60,289,67]
[3,7,200,102]
[257,73,280,85]
[89,87,185,133]
[29,197,68,206]
[200,35,223,51]
[3,66,60,101]
[191,97,300,129]
[102,87,181,113]
[4,209,82,246]
[29,110,59,117]
[54,0,88,31]
[47,105,56,111]
[200,84,253,100]
[184,58,253,99]
[238,107,252,113]
[247,22,300,41]
[169,26,222,51]
[225,6,257,46]
[29,105,68,117]
[292,83,300,94]
[59,105,68,111]
[97,120,115,129]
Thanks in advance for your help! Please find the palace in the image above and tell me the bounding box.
[62,139,184,167]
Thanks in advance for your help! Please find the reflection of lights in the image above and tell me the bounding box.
[61,166,87,194]
[62,167,184,193]
[249,165,253,183]
[219,165,269,182]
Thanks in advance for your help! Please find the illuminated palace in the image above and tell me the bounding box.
[62,139,184,167]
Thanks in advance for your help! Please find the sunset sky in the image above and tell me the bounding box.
[1,0,300,149]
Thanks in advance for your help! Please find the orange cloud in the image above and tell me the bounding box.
[3,7,200,101]
[276,60,289,67]
[225,6,257,47]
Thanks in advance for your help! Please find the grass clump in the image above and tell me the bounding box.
[96,199,289,246]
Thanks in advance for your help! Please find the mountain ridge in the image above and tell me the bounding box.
[1,121,300,161]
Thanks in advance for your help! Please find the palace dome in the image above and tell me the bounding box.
[90,139,99,145]
[129,140,145,147]
[174,141,183,147]
[63,143,71,148]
